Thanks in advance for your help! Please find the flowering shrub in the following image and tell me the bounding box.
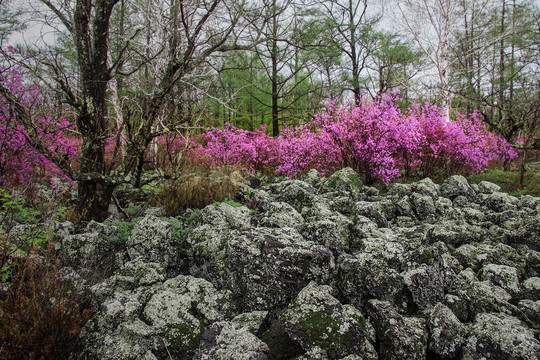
[0,50,80,189]
[188,94,517,185]
[194,124,279,173]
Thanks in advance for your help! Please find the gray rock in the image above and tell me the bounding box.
[260,201,304,229]
[270,180,317,212]
[479,264,521,298]
[441,175,476,200]
[517,300,540,329]
[477,181,501,194]
[59,221,117,278]
[225,228,335,310]
[484,191,519,213]
[506,214,540,251]
[395,195,415,218]
[301,213,353,252]
[281,282,377,359]
[403,265,445,310]
[427,303,467,358]
[353,201,388,228]
[367,300,428,360]
[338,253,405,308]
[304,169,322,187]
[75,274,234,360]
[127,215,178,269]
[232,311,268,334]
[522,277,540,300]
[192,202,252,230]
[196,321,269,360]
[455,279,513,320]
[526,249,540,277]
[411,193,436,220]
[387,183,413,198]
[414,178,440,199]
[425,220,485,247]
[463,313,540,360]
[318,167,363,194]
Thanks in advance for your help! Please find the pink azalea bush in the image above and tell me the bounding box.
[188,94,517,185]
[0,50,80,189]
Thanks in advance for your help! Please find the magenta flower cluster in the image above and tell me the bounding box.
[0,58,80,189]
[186,94,517,185]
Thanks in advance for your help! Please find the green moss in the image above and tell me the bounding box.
[419,248,435,265]
[165,321,204,353]
[185,209,202,225]
[297,310,355,358]
[125,204,142,217]
[161,217,186,245]
[210,199,243,207]
[468,169,540,197]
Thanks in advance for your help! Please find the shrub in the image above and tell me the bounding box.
[0,191,89,359]
[185,95,517,185]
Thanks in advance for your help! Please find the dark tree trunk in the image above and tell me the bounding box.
[72,0,120,222]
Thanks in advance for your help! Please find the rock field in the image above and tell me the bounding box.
[56,168,540,359]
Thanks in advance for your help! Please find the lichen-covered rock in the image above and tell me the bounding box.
[425,220,485,247]
[477,181,501,194]
[506,214,540,251]
[367,300,428,360]
[260,202,304,229]
[64,174,540,359]
[427,303,467,358]
[517,300,540,329]
[463,313,540,360]
[525,249,540,277]
[74,274,234,360]
[441,175,476,200]
[281,282,377,359]
[414,178,440,199]
[453,243,524,275]
[484,191,519,213]
[479,264,521,298]
[353,201,388,228]
[411,193,436,220]
[59,221,117,278]
[338,253,405,308]
[403,265,445,310]
[225,228,335,310]
[269,180,316,212]
[318,167,363,195]
[301,213,353,252]
[126,215,177,269]
[453,278,513,320]
[395,195,416,218]
[522,277,540,300]
[232,311,268,334]
[196,321,269,360]
[191,202,252,230]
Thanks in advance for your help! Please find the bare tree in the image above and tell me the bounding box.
[320,0,381,103]
[29,0,259,222]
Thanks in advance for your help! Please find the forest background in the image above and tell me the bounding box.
[0,0,539,222]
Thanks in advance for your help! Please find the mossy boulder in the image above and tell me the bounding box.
[281,282,377,359]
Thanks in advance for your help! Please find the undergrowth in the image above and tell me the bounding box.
[0,190,89,360]
[151,166,245,216]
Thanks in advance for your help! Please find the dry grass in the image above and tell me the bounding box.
[0,240,89,360]
[151,165,246,216]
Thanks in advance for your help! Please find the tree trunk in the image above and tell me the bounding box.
[72,0,119,223]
